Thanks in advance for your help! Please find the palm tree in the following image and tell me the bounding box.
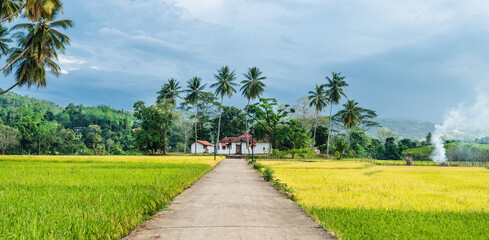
[1,0,62,24]
[185,76,206,154]
[210,66,237,152]
[1,18,73,95]
[0,25,12,57]
[335,99,378,143]
[157,78,182,106]
[308,84,328,146]
[324,72,348,158]
[0,0,22,23]
[337,100,362,129]
[241,67,266,153]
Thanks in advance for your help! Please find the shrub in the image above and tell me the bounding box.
[263,167,275,182]
[253,162,264,171]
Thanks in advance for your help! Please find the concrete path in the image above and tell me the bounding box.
[124,158,334,240]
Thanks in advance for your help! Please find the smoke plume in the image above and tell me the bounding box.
[431,93,489,163]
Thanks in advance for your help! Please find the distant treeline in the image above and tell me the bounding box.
[0,92,135,155]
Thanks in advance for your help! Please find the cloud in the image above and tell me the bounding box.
[3,0,489,122]
[58,55,86,74]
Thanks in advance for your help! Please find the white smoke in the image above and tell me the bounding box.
[431,93,489,163]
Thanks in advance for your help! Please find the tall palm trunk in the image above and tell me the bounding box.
[313,109,319,147]
[326,104,333,158]
[245,98,250,154]
[217,97,223,154]
[194,102,197,154]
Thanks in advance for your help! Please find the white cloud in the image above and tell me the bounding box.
[58,55,86,74]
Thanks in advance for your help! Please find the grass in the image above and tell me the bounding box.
[259,160,489,240]
[0,155,224,239]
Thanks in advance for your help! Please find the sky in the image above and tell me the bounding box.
[3,0,489,123]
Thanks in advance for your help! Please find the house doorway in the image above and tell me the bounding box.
[236,144,242,154]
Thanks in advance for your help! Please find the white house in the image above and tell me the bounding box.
[191,132,272,155]
[190,140,213,153]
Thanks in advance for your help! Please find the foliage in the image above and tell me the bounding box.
[402,145,435,161]
[1,2,73,95]
[0,92,134,155]
[133,101,175,154]
[248,98,295,148]
[260,160,489,240]
[262,167,275,181]
[211,106,245,138]
[0,155,223,239]
[383,137,401,160]
[0,124,19,154]
[156,78,182,105]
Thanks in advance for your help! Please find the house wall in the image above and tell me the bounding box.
[191,142,272,154]
[191,143,211,153]
[215,142,271,155]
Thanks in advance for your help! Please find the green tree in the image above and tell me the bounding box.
[85,124,102,155]
[0,0,23,23]
[211,66,237,151]
[384,137,401,160]
[324,72,348,158]
[248,98,295,149]
[133,101,174,154]
[308,84,328,146]
[157,78,182,106]
[1,17,73,95]
[241,66,266,153]
[0,25,12,57]
[212,106,246,138]
[184,77,206,154]
[0,124,19,154]
[333,137,348,159]
[1,0,62,24]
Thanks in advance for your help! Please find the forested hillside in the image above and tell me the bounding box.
[367,118,435,140]
[0,92,136,155]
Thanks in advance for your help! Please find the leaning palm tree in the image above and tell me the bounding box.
[1,0,62,24]
[308,84,328,146]
[324,72,348,158]
[157,78,182,106]
[240,67,266,153]
[185,76,206,154]
[211,66,237,152]
[1,17,73,95]
[0,0,22,23]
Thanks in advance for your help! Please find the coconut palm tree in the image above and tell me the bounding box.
[185,76,206,154]
[240,67,266,153]
[324,72,348,158]
[210,65,237,152]
[157,78,182,106]
[335,99,378,143]
[308,84,328,146]
[1,0,62,24]
[0,25,11,57]
[0,0,22,23]
[1,18,72,95]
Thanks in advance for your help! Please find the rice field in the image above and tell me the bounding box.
[0,155,223,239]
[259,160,489,240]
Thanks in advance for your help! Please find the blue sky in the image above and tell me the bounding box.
[3,0,489,123]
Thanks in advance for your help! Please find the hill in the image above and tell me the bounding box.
[367,118,435,140]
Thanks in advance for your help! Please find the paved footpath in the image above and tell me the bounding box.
[124,158,335,240]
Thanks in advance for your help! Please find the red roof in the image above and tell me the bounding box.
[219,132,270,145]
[197,140,213,146]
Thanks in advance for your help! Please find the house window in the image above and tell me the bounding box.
[223,146,226,150]
[263,147,265,151]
